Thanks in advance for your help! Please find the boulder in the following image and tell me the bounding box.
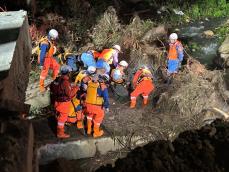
[218,36,229,67]
[203,30,214,37]
[141,25,167,43]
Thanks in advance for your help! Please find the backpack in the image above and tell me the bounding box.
[50,77,67,103]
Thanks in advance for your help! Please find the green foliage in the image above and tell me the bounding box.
[156,0,229,23]
[185,0,229,20]
[188,42,201,52]
[91,6,122,49]
[215,23,229,43]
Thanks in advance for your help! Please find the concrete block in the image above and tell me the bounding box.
[0,10,31,115]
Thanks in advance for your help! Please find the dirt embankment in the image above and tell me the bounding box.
[97,119,229,172]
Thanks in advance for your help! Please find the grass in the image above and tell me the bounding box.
[155,0,229,24]
[215,23,229,44]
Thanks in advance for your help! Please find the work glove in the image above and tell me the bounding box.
[82,84,88,91]
[178,61,182,69]
[38,65,43,70]
[105,108,109,113]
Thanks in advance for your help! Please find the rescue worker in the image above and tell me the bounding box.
[96,45,122,74]
[39,29,60,92]
[130,66,154,108]
[110,60,129,99]
[85,74,110,138]
[65,66,96,129]
[67,96,84,129]
[80,50,100,68]
[167,33,184,76]
[75,66,96,89]
[110,60,128,84]
[51,65,78,138]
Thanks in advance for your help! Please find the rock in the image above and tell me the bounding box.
[0,121,34,172]
[218,36,229,67]
[141,25,167,43]
[203,30,214,37]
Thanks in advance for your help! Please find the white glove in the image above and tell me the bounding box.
[83,84,88,91]
[39,66,43,70]
[105,108,109,113]
[178,61,182,69]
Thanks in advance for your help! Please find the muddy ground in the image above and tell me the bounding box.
[97,119,229,172]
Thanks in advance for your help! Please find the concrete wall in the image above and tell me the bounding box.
[0,11,31,116]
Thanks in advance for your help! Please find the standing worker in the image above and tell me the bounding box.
[50,65,78,139]
[167,33,184,76]
[96,45,122,74]
[130,66,154,108]
[85,74,110,138]
[39,29,60,92]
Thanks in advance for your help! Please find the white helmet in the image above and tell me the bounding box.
[169,33,178,40]
[119,60,128,67]
[49,29,58,40]
[113,44,121,52]
[87,66,96,74]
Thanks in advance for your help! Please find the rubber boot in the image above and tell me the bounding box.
[93,124,104,138]
[57,127,70,139]
[130,98,136,108]
[52,75,57,81]
[143,97,148,106]
[87,119,92,135]
[77,120,84,129]
[39,79,45,92]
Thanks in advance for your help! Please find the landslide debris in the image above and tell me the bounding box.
[97,119,229,172]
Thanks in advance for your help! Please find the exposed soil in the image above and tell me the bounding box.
[97,119,229,172]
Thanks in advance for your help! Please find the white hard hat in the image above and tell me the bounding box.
[87,66,96,74]
[113,44,121,52]
[169,33,178,40]
[49,29,58,40]
[119,60,128,67]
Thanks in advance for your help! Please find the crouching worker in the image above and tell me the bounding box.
[110,60,129,98]
[110,60,128,84]
[67,97,84,129]
[85,74,110,138]
[50,65,78,139]
[130,66,155,108]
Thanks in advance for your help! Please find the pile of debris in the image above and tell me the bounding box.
[157,58,229,119]
[97,119,229,172]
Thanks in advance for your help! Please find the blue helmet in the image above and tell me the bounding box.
[96,59,104,69]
